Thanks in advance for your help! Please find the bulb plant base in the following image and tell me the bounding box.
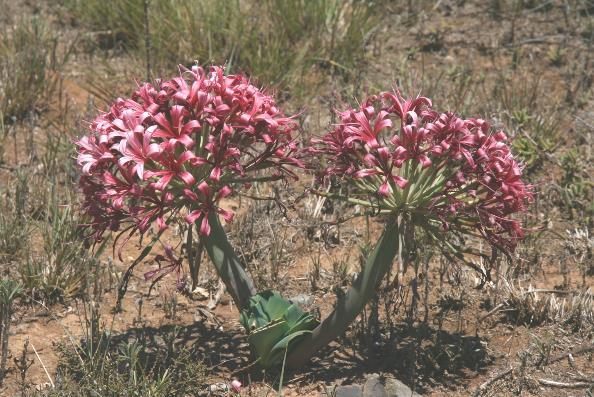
[239,291,319,368]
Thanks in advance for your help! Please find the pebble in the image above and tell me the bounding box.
[290,293,314,307]
[334,374,422,397]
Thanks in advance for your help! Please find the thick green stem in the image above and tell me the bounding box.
[202,212,257,310]
[186,225,204,291]
[285,218,401,368]
[201,211,402,368]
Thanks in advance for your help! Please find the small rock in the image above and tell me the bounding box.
[208,382,229,393]
[363,375,387,397]
[336,375,421,397]
[290,294,314,307]
[384,377,422,397]
[191,286,209,300]
[335,384,363,397]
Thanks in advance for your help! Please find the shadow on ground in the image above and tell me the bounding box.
[98,319,491,394]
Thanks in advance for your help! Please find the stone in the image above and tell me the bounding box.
[290,293,314,307]
[335,375,422,397]
[335,384,363,397]
[384,377,422,397]
[363,375,387,397]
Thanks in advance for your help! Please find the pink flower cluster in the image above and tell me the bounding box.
[77,65,301,243]
[311,90,533,251]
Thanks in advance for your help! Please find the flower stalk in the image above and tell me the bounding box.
[286,217,402,367]
[202,211,256,310]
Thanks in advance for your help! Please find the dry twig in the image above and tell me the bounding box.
[474,343,594,395]
[537,379,593,388]
[30,342,54,389]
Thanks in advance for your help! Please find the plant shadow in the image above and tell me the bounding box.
[295,323,491,394]
[106,319,252,373]
[102,319,490,393]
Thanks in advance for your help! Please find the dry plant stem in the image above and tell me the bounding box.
[537,379,593,388]
[286,218,401,368]
[142,0,151,80]
[30,341,54,388]
[549,343,594,364]
[0,298,14,383]
[202,212,256,310]
[116,227,167,311]
[0,312,7,374]
[474,343,594,396]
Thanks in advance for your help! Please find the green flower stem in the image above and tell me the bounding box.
[202,210,403,368]
[285,218,402,368]
[186,224,204,291]
[202,211,257,310]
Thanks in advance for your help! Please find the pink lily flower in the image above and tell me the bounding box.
[76,63,301,274]
[311,87,532,252]
[153,105,199,149]
[116,129,162,179]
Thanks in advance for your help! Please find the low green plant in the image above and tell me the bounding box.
[484,71,564,174]
[555,149,594,224]
[0,173,31,261]
[239,290,318,368]
[0,279,22,385]
[508,109,562,174]
[0,206,30,261]
[19,195,103,303]
[48,325,206,396]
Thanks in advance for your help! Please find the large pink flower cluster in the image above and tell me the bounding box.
[77,65,301,243]
[311,90,533,251]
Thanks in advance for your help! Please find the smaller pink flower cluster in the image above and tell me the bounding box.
[77,65,301,243]
[312,90,533,251]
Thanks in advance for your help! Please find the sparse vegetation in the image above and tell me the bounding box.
[0,1,592,396]
[19,195,101,304]
[0,279,22,385]
[61,0,376,97]
[0,15,65,124]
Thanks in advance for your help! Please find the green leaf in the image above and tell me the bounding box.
[239,290,319,368]
[287,314,318,334]
[265,329,314,367]
[248,319,289,364]
[261,292,293,321]
[271,329,314,352]
[283,303,305,326]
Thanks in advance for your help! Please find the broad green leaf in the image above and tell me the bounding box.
[239,290,319,368]
[248,319,289,362]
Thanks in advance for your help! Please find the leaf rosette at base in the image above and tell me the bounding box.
[239,291,319,368]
